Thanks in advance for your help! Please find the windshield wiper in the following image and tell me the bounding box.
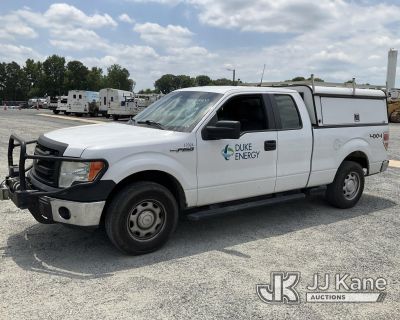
[137,120,166,130]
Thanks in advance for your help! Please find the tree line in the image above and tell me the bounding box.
[151,74,238,94]
[0,55,135,102]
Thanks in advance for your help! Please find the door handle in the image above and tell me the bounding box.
[264,140,276,151]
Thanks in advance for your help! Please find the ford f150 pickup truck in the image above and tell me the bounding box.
[0,86,389,254]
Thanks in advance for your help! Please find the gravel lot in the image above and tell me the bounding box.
[0,109,399,319]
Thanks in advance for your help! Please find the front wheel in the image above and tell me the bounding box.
[112,114,119,121]
[326,161,365,209]
[53,110,60,114]
[105,182,179,255]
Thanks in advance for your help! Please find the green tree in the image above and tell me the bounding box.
[41,55,66,96]
[154,74,179,94]
[177,75,194,88]
[64,60,89,91]
[212,78,233,86]
[4,62,25,101]
[195,75,212,86]
[87,67,105,91]
[23,59,43,98]
[105,64,134,91]
[291,76,306,82]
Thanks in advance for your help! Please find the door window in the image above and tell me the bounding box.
[216,95,267,132]
[274,95,302,130]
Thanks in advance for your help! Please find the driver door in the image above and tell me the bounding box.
[196,94,277,206]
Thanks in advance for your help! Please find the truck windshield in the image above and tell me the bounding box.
[134,91,223,132]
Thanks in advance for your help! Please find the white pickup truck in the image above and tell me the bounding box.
[1,86,389,254]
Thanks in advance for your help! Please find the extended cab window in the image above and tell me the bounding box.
[73,94,76,99]
[217,95,267,132]
[274,95,302,130]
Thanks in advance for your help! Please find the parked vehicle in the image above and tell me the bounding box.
[47,96,59,113]
[28,98,46,109]
[100,88,134,120]
[66,90,99,116]
[1,86,389,254]
[56,96,68,114]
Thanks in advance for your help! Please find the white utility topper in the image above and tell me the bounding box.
[1,85,389,254]
[100,88,134,120]
[66,90,100,116]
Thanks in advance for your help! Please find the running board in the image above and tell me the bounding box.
[186,193,306,221]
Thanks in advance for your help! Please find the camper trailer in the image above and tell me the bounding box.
[100,88,134,120]
[66,90,100,117]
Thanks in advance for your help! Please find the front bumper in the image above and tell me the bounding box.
[40,196,105,226]
[1,134,115,227]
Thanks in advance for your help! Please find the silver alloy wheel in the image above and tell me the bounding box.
[127,200,165,241]
[342,171,361,200]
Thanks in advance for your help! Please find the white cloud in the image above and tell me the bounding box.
[133,23,193,47]
[0,43,42,63]
[118,13,135,24]
[42,3,117,29]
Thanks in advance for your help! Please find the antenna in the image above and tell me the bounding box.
[260,64,266,86]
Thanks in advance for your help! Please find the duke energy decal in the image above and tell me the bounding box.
[221,143,260,161]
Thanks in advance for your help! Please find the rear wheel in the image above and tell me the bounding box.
[105,182,179,255]
[64,111,70,115]
[326,161,365,209]
[112,114,119,121]
[53,110,60,114]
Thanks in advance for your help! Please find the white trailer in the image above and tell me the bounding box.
[56,96,68,114]
[66,90,100,117]
[100,88,134,120]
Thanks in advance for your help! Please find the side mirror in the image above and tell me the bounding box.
[203,120,241,140]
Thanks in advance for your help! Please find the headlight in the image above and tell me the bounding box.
[58,161,105,188]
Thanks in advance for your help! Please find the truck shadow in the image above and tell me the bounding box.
[4,194,397,279]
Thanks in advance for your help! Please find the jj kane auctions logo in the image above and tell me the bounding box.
[257,272,387,304]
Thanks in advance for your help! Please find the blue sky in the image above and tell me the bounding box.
[1,0,400,90]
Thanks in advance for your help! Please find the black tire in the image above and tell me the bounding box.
[28,202,55,224]
[75,113,82,117]
[112,114,119,121]
[105,182,179,255]
[326,161,365,209]
[105,113,110,119]
[53,110,60,114]
[64,111,70,115]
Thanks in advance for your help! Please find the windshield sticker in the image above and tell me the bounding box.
[221,143,260,161]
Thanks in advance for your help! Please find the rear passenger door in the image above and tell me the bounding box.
[271,94,313,192]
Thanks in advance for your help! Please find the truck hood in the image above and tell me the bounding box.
[43,123,189,157]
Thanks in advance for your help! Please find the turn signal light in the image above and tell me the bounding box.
[383,132,389,150]
[88,161,105,181]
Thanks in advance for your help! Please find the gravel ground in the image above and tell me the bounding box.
[0,109,399,320]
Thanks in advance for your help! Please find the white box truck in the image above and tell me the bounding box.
[1,86,389,254]
[100,88,134,120]
[66,90,100,117]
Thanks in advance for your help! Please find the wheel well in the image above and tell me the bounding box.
[100,170,187,225]
[343,151,369,173]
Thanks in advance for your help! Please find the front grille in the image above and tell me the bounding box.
[31,143,60,187]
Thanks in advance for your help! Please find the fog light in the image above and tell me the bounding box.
[58,207,71,220]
